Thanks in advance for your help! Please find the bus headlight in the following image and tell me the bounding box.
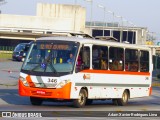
[19,76,29,87]
[56,80,70,88]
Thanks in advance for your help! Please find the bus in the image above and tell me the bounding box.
[18,36,152,108]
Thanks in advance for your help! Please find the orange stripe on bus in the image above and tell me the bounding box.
[80,69,150,76]
[26,75,35,87]
[149,87,152,96]
[19,80,71,99]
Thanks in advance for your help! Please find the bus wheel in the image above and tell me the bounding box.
[117,90,129,106]
[73,89,87,108]
[30,97,43,105]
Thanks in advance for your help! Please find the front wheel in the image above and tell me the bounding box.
[73,89,87,108]
[117,90,129,106]
[30,97,43,106]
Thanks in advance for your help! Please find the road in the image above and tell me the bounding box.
[0,87,160,111]
[0,61,160,119]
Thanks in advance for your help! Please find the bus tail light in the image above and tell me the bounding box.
[56,80,70,88]
[19,76,29,87]
[149,87,152,96]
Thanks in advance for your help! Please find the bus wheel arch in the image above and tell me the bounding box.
[117,89,130,106]
[112,89,130,106]
[73,87,88,108]
[81,87,93,105]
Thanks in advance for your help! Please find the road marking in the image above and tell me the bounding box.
[0,98,8,105]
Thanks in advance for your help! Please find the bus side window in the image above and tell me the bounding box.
[100,49,108,70]
[125,49,138,72]
[92,46,99,69]
[140,50,149,72]
[109,47,124,71]
[92,45,108,70]
[82,47,90,69]
[130,61,138,71]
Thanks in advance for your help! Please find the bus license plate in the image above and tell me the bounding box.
[36,90,46,95]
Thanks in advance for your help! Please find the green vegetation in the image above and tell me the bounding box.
[0,52,12,59]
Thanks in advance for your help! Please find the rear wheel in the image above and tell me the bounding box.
[73,89,87,108]
[30,97,43,105]
[117,90,129,106]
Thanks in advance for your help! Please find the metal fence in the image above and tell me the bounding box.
[0,46,14,51]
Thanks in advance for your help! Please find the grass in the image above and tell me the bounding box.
[0,52,12,59]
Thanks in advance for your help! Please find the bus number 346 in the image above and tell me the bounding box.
[48,78,57,83]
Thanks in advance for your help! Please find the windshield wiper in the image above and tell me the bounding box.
[44,62,57,73]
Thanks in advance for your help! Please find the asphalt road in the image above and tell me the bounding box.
[0,61,160,119]
[0,87,160,110]
[0,61,22,87]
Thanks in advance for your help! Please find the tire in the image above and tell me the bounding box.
[117,90,129,106]
[30,97,43,105]
[86,99,93,105]
[73,89,87,108]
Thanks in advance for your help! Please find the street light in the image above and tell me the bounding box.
[107,11,115,26]
[123,19,129,42]
[98,4,106,36]
[107,10,115,37]
[0,0,7,14]
[74,0,78,32]
[129,22,136,44]
[116,15,123,42]
[84,0,93,27]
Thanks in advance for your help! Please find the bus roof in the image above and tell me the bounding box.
[36,36,151,51]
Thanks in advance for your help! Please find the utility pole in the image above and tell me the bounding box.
[0,0,7,14]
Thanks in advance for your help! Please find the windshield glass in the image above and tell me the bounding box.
[14,44,26,52]
[21,40,79,76]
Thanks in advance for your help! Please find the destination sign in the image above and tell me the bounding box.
[39,44,69,50]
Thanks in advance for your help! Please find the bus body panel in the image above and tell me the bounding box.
[74,71,151,99]
[19,71,151,99]
[19,72,77,99]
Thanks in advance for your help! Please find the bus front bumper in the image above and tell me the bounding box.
[18,80,71,99]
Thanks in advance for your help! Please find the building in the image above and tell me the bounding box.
[0,3,148,48]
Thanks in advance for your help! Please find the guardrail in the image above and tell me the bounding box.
[0,46,14,51]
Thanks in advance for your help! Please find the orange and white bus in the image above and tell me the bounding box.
[19,36,152,108]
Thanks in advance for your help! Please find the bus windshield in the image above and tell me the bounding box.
[21,41,79,76]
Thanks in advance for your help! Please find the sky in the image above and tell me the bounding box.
[0,0,160,40]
